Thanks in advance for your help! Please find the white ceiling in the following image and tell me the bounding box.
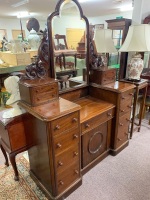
[0,0,132,20]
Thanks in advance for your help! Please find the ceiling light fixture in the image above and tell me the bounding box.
[11,0,29,8]
[17,11,30,18]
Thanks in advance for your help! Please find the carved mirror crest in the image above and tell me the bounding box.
[47,0,89,92]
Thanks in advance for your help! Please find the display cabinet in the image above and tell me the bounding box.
[106,18,131,80]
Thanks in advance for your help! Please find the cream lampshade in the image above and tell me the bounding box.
[119,24,150,81]
[93,29,117,69]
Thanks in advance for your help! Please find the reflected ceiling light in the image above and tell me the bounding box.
[17,11,30,18]
[120,5,133,12]
[11,0,29,8]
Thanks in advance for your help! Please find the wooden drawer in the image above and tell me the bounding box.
[51,112,79,135]
[53,128,79,156]
[116,112,131,148]
[56,162,80,194]
[82,122,107,168]
[55,144,79,174]
[32,83,57,95]
[81,108,114,134]
[119,89,134,116]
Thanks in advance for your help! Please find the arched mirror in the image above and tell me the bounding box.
[47,0,89,92]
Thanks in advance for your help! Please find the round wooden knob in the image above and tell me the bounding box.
[72,118,78,122]
[55,125,60,130]
[56,143,62,148]
[120,109,125,112]
[73,134,78,139]
[107,113,112,116]
[74,152,78,156]
[122,96,125,99]
[59,180,64,185]
[117,138,122,141]
[126,118,131,122]
[124,132,128,136]
[119,123,123,126]
[58,161,63,166]
[129,93,134,96]
[85,123,90,128]
[74,170,79,174]
[128,105,132,108]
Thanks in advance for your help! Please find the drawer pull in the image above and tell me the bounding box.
[37,98,40,101]
[126,118,131,122]
[128,105,132,108]
[120,109,125,112]
[107,113,112,116]
[129,93,134,96]
[124,132,128,136]
[119,123,123,126]
[74,170,79,174]
[56,143,62,148]
[72,118,78,122]
[58,161,63,166]
[117,138,122,141]
[122,96,125,100]
[59,180,64,185]
[36,90,39,93]
[74,152,78,156]
[73,134,78,139]
[55,125,60,130]
[85,123,90,128]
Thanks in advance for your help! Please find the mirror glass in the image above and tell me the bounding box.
[50,0,88,91]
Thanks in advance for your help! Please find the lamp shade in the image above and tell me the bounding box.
[93,29,117,53]
[119,24,150,52]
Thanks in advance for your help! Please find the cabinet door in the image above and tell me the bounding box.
[81,122,107,168]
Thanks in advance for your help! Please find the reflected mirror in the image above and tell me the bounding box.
[47,0,89,92]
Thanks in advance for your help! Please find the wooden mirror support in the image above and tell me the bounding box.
[47,0,90,86]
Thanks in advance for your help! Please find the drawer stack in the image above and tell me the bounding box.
[115,89,134,150]
[51,111,81,195]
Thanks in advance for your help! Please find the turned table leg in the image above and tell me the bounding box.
[0,144,9,166]
[9,152,19,181]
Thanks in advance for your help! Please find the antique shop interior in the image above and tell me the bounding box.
[0,0,150,199]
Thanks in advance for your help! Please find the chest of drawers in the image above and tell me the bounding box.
[89,81,135,155]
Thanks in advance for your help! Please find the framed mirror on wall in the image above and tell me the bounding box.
[47,0,89,92]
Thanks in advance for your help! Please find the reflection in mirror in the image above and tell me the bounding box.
[47,0,89,92]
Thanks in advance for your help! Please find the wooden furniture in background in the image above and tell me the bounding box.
[0,111,33,180]
[106,18,131,79]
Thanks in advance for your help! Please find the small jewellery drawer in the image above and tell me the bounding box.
[32,91,58,105]
[57,162,80,194]
[54,128,79,156]
[55,144,79,174]
[32,83,58,95]
[120,89,134,112]
[51,112,79,135]
[81,108,114,134]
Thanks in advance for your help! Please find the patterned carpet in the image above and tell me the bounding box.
[0,155,47,200]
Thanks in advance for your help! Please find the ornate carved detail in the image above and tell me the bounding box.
[21,56,47,80]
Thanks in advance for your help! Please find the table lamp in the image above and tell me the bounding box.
[119,24,150,81]
[93,28,117,70]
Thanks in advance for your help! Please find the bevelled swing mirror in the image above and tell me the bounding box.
[47,0,89,92]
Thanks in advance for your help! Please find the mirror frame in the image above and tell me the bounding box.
[47,0,90,87]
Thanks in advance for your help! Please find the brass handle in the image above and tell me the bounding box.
[85,123,90,128]
[59,180,64,185]
[119,123,123,126]
[73,134,78,139]
[74,152,78,156]
[55,125,60,130]
[72,118,78,122]
[74,170,79,174]
[56,143,62,148]
[107,113,112,116]
[58,161,63,166]
[129,93,134,96]
[117,138,122,141]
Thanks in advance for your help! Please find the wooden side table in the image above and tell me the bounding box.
[0,110,33,181]
[120,79,148,138]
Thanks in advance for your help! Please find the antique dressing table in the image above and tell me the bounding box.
[17,0,135,199]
